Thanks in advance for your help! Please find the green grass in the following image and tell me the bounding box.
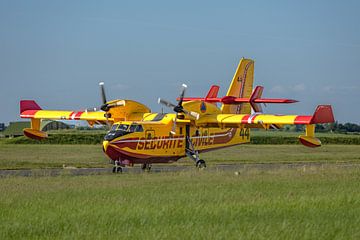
[0,144,109,169]
[0,144,359,170]
[201,144,360,163]
[1,168,360,239]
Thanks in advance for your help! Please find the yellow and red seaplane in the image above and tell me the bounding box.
[20,58,334,172]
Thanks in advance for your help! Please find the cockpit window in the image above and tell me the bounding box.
[104,124,143,141]
[129,124,143,133]
[104,124,129,141]
[118,124,129,131]
[110,124,118,131]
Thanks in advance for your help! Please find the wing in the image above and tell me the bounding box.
[20,100,111,122]
[196,105,335,147]
[196,105,334,127]
[20,100,112,140]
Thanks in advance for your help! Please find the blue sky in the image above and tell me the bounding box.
[0,0,359,124]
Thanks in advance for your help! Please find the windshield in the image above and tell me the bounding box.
[104,124,130,141]
[110,124,118,131]
[118,124,129,131]
[104,124,144,141]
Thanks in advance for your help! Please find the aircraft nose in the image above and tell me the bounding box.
[103,140,109,152]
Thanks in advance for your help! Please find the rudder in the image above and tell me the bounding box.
[221,58,254,114]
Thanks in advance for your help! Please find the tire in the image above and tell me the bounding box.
[196,160,206,169]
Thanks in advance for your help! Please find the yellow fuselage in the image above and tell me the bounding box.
[102,113,250,165]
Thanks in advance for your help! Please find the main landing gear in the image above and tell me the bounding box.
[186,136,206,169]
[112,160,123,173]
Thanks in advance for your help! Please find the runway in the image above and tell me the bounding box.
[0,162,359,177]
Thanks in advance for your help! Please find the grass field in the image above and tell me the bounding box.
[1,141,360,239]
[1,168,360,239]
[0,144,359,170]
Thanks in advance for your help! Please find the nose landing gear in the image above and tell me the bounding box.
[112,160,123,173]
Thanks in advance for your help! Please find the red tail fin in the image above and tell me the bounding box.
[310,105,335,124]
[205,85,219,99]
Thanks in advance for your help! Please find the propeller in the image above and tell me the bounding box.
[98,82,113,129]
[158,84,199,135]
[100,82,126,112]
[100,82,110,111]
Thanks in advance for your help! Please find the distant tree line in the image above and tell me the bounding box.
[284,122,360,133]
[316,122,360,133]
[74,122,360,133]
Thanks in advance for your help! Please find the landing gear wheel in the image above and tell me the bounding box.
[141,163,152,172]
[113,166,123,173]
[196,159,206,169]
[112,160,122,173]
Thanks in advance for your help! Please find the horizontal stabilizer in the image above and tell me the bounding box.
[181,85,298,113]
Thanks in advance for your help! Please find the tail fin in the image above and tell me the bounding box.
[221,58,254,114]
[20,100,42,114]
[205,85,220,100]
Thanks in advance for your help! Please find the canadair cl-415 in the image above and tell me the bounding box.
[20,58,335,172]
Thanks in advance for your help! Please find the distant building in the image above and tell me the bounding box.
[0,123,5,131]
[2,121,72,138]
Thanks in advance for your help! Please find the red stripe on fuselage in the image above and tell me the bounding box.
[105,144,182,164]
[74,111,84,120]
[212,128,237,145]
[112,138,140,150]
[68,111,75,120]
[241,115,250,124]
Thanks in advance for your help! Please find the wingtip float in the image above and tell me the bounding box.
[19,58,335,172]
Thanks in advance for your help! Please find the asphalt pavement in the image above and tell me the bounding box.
[0,162,359,177]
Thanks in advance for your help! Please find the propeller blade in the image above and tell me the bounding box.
[99,82,107,105]
[107,100,126,108]
[104,112,111,130]
[178,84,187,106]
[183,109,200,120]
[170,114,178,135]
[85,107,98,113]
[158,83,199,136]
[158,98,177,108]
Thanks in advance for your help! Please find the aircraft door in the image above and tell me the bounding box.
[145,130,155,139]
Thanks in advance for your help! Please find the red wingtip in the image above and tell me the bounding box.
[20,100,42,114]
[310,105,335,124]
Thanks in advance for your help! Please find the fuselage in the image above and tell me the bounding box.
[102,112,250,166]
